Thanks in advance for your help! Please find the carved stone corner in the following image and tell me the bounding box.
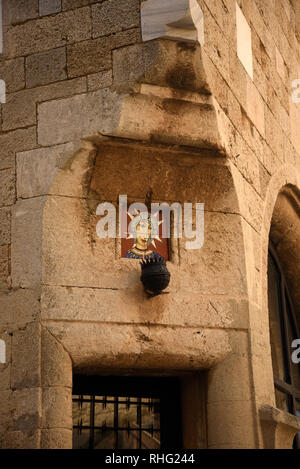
[103,38,226,155]
[259,404,300,449]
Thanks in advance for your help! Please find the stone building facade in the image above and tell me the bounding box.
[0,0,300,449]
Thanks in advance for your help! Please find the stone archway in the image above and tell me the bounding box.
[258,165,300,448]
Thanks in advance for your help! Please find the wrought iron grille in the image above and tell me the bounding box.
[73,394,161,449]
[268,244,300,449]
[72,376,182,449]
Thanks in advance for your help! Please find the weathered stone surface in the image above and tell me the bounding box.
[11,197,45,289]
[92,0,140,38]
[41,285,234,329]
[2,0,39,26]
[0,430,40,449]
[45,322,231,371]
[207,330,251,404]
[246,78,265,137]
[0,288,40,326]
[180,211,247,297]
[0,127,37,171]
[2,78,86,131]
[0,390,13,436]
[41,327,72,387]
[37,89,123,146]
[90,144,237,211]
[0,245,9,288]
[11,387,41,433]
[112,40,208,92]
[0,169,15,206]
[62,0,96,10]
[41,387,72,429]
[67,29,139,78]
[207,399,256,448]
[39,0,62,16]
[0,57,25,93]
[11,322,40,389]
[0,364,10,391]
[67,37,112,78]
[16,142,77,198]
[87,70,112,91]
[0,207,10,246]
[5,8,91,58]
[26,47,67,88]
[40,428,72,449]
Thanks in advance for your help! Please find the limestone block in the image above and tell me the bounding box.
[203,9,229,83]
[26,47,67,88]
[0,363,10,391]
[67,30,140,78]
[179,211,248,297]
[0,390,13,435]
[0,207,10,246]
[37,89,123,146]
[11,197,45,288]
[92,0,140,38]
[0,169,15,206]
[2,0,39,26]
[45,322,230,371]
[0,127,37,171]
[0,288,40,326]
[39,0,62,16]
[0,430,40,449]
[42,195,116,287]
[246,78,265,137]
[275,47,287,83]
[5,8,91,58]
[0,57,25,93]
[2,77,86,131]
[90,144,237,211]
[236,2,253,79]
[16,142,78,198]
[11,322,41,389]
[62,0,91,9]
[11,387,41,433]
[40,428,72,449]
[207,399,256,448]
[87,70,113,91]
[207,330,251,405]
[67,37,112,78]
[41,387,72,429]
[265,106,285,159]
[0,245,9,288]
[41,326,72,387]
[141,0,204,45]
[41,285,234,329]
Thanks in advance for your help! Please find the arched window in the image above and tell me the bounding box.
[268,243,300,448]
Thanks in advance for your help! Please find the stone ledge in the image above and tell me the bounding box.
[260,404,300,449]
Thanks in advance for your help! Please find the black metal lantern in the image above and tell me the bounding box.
[140,257,170,297]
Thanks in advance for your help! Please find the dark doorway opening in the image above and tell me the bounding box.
[72,375,182,449]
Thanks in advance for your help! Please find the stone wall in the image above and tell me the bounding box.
[0,0,299,449]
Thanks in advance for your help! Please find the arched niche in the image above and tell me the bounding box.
[259,165,300,448]
[40,136,248,375]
